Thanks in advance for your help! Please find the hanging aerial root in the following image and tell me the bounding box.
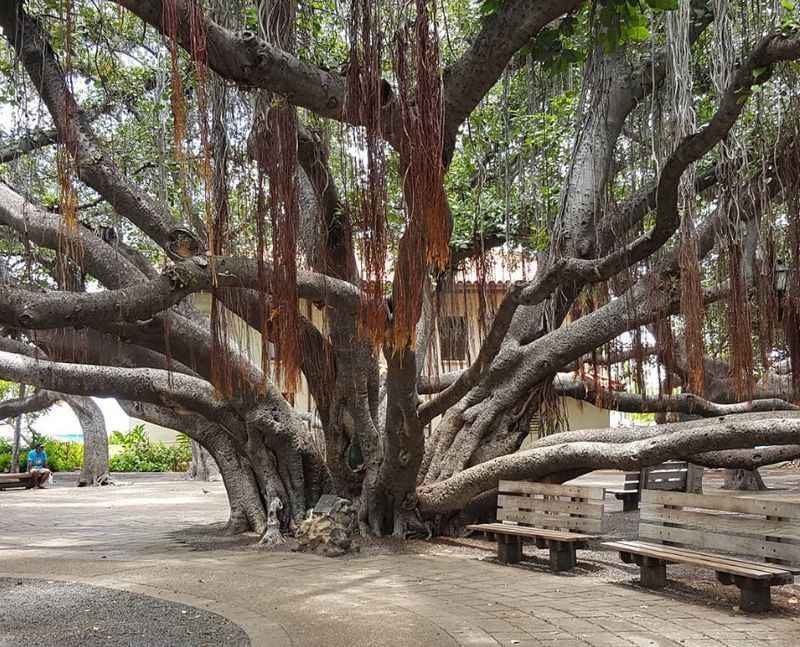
[346,0,389,346]
[390,0,449,349]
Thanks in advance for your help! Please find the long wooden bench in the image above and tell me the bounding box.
[467,481,605,572]
[0,472,34,491]
[607,461,701,512]
[604,490,800,612]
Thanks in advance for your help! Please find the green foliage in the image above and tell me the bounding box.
[479,0,504,16]
[175,432,191,451]
[780,0,800,33]
[0,434,83,472]
[0,380,17,400]
[0,438,11,472]
[39,440,83,472]
[109,425,191,473]
[525,16,585,75]
[597,0,655,52]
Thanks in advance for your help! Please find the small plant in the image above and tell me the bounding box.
[109,425,191,472]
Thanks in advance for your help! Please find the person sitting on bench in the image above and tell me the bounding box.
[27,443,51,489]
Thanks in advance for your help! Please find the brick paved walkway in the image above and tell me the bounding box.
[1,478,798,646]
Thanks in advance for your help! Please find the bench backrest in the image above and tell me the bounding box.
[621,471,641,492]
[620,461,688,491]
[640,490,800,567]
[497,481,605,534]
[642,461,690,491]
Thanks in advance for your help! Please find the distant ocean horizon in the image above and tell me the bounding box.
[0,428,86,444]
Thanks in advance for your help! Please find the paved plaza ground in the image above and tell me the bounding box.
[1,470,799,646]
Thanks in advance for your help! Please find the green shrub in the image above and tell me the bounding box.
[0,435,83,473]
[40,440,83,472]
[108,425,191,473]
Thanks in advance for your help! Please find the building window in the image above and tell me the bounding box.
[440,316,467,361]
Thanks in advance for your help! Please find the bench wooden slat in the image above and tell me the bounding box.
[642,490,800,520]
[614,489,800,611]
[603,540,796,582]
[641,506,800,542]
[498,509,602,534]
[645,469,688,478]
[610,462,690,510]
[498,480,604,501]
[609,539,800,576]
[647,482,686,491]
[608,489,639,499]
[497,494,603,517]
[468,522,593,543]
[639,522,800,564]
[610,473,640,493]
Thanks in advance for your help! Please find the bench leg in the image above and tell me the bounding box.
[622,496,639,512]
[497,536,521,564]
[738,580,771,613]
[640,557,666,589]
[549,542,577,572]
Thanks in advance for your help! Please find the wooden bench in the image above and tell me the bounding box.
[607,461,700,512]
[0,472,34,490]
[604,490,800,612]
[467,481,605,572]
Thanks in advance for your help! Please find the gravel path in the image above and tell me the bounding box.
[0,577,250,647]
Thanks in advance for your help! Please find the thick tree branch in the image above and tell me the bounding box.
[0,126,58,164]
[113,0,355,128]
[0,388,61,420]
[0,183,145,288]
[0,256,362,330]
[442,0,582,157]
[417,414,800,513]
[554,378,799,416]
[0,100,115,164]
[0,349,239,428]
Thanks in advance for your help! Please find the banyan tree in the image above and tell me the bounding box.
[1,0,800,536]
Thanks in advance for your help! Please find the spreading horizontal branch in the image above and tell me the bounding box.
[0,100,115,164]
[416,413,800,513]
[554,378,799,416]
[0,349,239,428]
[0,182,147,289]
[0,388,61,420]
[113,0,357,128]
[0,256,362,331]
